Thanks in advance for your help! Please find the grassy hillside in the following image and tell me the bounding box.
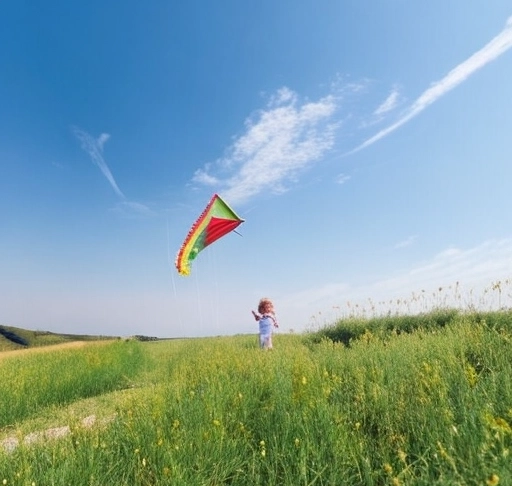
[0,325,119,351]
[307,308,512,346]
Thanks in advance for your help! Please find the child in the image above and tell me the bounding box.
[252,297,279,349]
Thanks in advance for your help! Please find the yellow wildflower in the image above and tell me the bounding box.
[486,474,499,486]
[398,449,407,463]
[259,440,266,457]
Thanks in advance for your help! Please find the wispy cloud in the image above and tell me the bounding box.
[394,234,418,249]
[73,127,125,199]
[72,127,155,218]
[373,87,400,116]
[191,16,512,204]
[192,165,219,186]
[109,201,156,218]
[351,16,512,154]
[51,160,65,169]
[193,87,339,204]
[335,173,351,185]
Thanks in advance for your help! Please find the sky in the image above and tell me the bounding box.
[1,1,512,338]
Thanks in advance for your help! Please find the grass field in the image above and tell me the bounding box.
[1,307,512,485]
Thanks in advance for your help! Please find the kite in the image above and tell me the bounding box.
[175,194,244,276]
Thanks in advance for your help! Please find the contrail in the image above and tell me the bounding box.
[73,127,125,199]
[350,15,512,154]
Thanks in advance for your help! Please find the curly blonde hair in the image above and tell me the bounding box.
[257,298,274,314]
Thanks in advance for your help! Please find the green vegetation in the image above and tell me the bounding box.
[1,311,512,485]
[0,325,118,351]
[0,340,146,428]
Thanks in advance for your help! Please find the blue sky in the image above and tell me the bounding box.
[1,1,512,338]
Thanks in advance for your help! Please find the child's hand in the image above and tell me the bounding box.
[252,310,260,321]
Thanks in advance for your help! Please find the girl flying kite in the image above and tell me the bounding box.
[252,298,279,349]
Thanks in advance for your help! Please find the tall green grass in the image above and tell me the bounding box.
[0,340,146,428]
[1,314,512,485]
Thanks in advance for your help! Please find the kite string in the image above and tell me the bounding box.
[204,246,220,334]
[167,219,184,335]
[210,246,221,333]
[194,247,221,336]
[194,264,203,332]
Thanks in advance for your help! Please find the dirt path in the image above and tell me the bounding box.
[1,414,116,454]
[0,340,113,360]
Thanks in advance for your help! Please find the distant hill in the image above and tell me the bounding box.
[0,325,119,351]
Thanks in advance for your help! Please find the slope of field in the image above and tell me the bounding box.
[0,324,119,351]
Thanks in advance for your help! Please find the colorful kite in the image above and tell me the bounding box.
[175,194,244,276]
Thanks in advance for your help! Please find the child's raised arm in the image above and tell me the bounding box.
[252,310,261,321]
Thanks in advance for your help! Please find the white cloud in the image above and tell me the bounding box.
[374,87,400,116]
[193,88,339,204]
[270,86,296,105]
[192,168,219,186]
[335,173,351,184]
[190,15,512,205]
[73,127,155,218]
[97,133,110,151]
[109,201,155,218]
[73,127,125,199]
[394,234,417,249]
[351,16,512,153]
